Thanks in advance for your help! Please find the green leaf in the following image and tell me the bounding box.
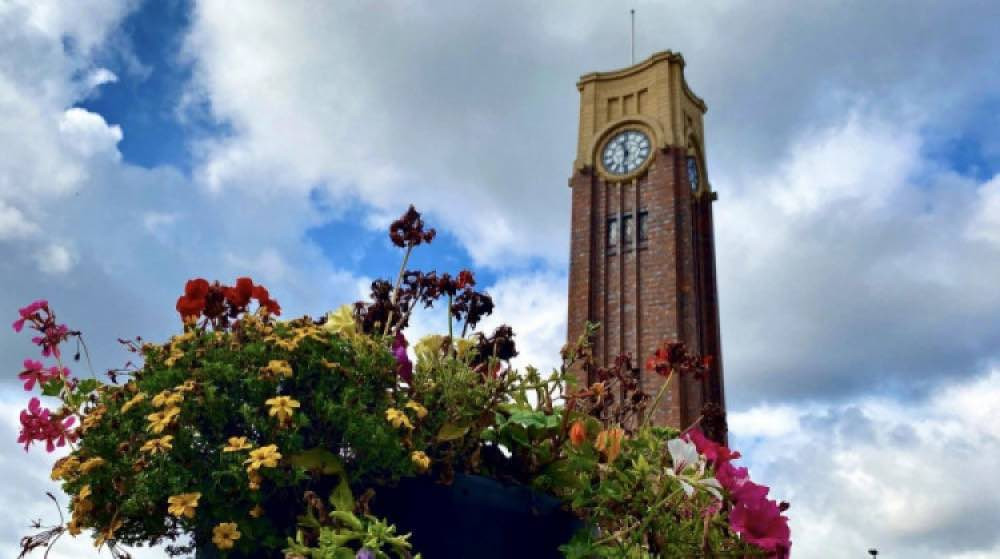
[289,448,346,476]
[76,378,100,394]
[40,378,64,397]
[330,476,354,513]
[436,422,469,442]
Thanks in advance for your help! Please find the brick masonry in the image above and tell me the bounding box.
[566,52,726,441]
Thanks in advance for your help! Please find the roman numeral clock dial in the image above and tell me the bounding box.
[601,129,651,176]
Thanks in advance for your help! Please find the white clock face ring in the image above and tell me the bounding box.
[602,129,651,176]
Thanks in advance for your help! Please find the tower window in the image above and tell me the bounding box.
[623,214,634,245]
[607,217,618,247]
[638,211,649,241]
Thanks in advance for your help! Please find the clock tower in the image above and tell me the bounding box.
[566,51,727,441]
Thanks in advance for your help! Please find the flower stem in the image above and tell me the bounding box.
[447,294,454,356]
[640,370,674,430]
[383,245,413,335]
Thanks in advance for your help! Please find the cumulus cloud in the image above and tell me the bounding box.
[730,369,1000,558]
[716,108,1000,405]
[2,0,1000,556]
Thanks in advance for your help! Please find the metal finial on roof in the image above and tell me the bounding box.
[630,9,635,64]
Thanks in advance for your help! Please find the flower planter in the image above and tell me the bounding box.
[369,474,583,558]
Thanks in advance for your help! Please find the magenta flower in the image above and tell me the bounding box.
[32,323,69,358]
[17,397,77,452]
[684,428,741,466]
[729,496,791,558]
[392,332,413,383]
[18,360,46,391]
[12,300,47,332]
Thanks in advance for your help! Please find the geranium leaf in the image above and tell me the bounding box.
[436,422,469,441]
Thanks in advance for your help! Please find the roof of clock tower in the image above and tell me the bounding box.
[573,50,708,177]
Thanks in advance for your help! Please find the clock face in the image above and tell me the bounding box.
[602,130,651,176]
[687,156,700,191]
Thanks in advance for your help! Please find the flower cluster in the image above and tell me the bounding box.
[10,205,789,559]
[388,205,436,248]
[645,339,712,379]
[18,397,77,452]
[175,277,281,325]
[686,428,792,557]
[18,359,69,391]
[13,300,74,358]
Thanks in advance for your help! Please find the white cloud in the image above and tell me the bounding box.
[716,108,1000,403]
[58,108,123,160]
[730,369,1000,558]
[34,243,76,275]
[84,67,118,91]
[966,175,1000,245]
[0,200,39,240]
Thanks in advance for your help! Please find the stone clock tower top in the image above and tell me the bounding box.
[566,50,726,441]
[573,51,708,179]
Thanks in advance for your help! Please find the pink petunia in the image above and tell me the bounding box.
[729,496,791,558]
[685,428,741,466]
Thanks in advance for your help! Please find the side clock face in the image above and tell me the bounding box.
[602,130,651,176]
[687,156,700,192]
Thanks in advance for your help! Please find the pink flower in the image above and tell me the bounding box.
[392,332,413,384]
[31,323,69,358]
[12,300,47,332]
[18,360,45,391]
[685,428,741,466]
[17,397,77,452]
[729,496,791,558]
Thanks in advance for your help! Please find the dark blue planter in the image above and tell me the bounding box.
[370,474,583,558]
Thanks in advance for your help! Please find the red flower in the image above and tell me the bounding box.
[252,285,281,316]
[225,277,255,308]
[176,278,210,320]
[456,270,475,290]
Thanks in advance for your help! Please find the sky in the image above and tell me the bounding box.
[2,0,1000,557]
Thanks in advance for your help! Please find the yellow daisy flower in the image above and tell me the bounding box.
[79,457,106,474]
[223,436,252,452]
[405,401,428,419]
[244,444,282,472]
[265,396,300,424]
[249,505,264,518]
[51,456,80,481]
[212,522,241,550]
[78,484,92,501]
[81,405,106,432]
[260,359,293,378]
[167,492,201,519]
[152,390,184,408]
[385,408,413,430]
[120,393,146,414]
[140,435,174,455]
[177,379,198,392]
[146,406,181,433]
[411,451,431,472]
